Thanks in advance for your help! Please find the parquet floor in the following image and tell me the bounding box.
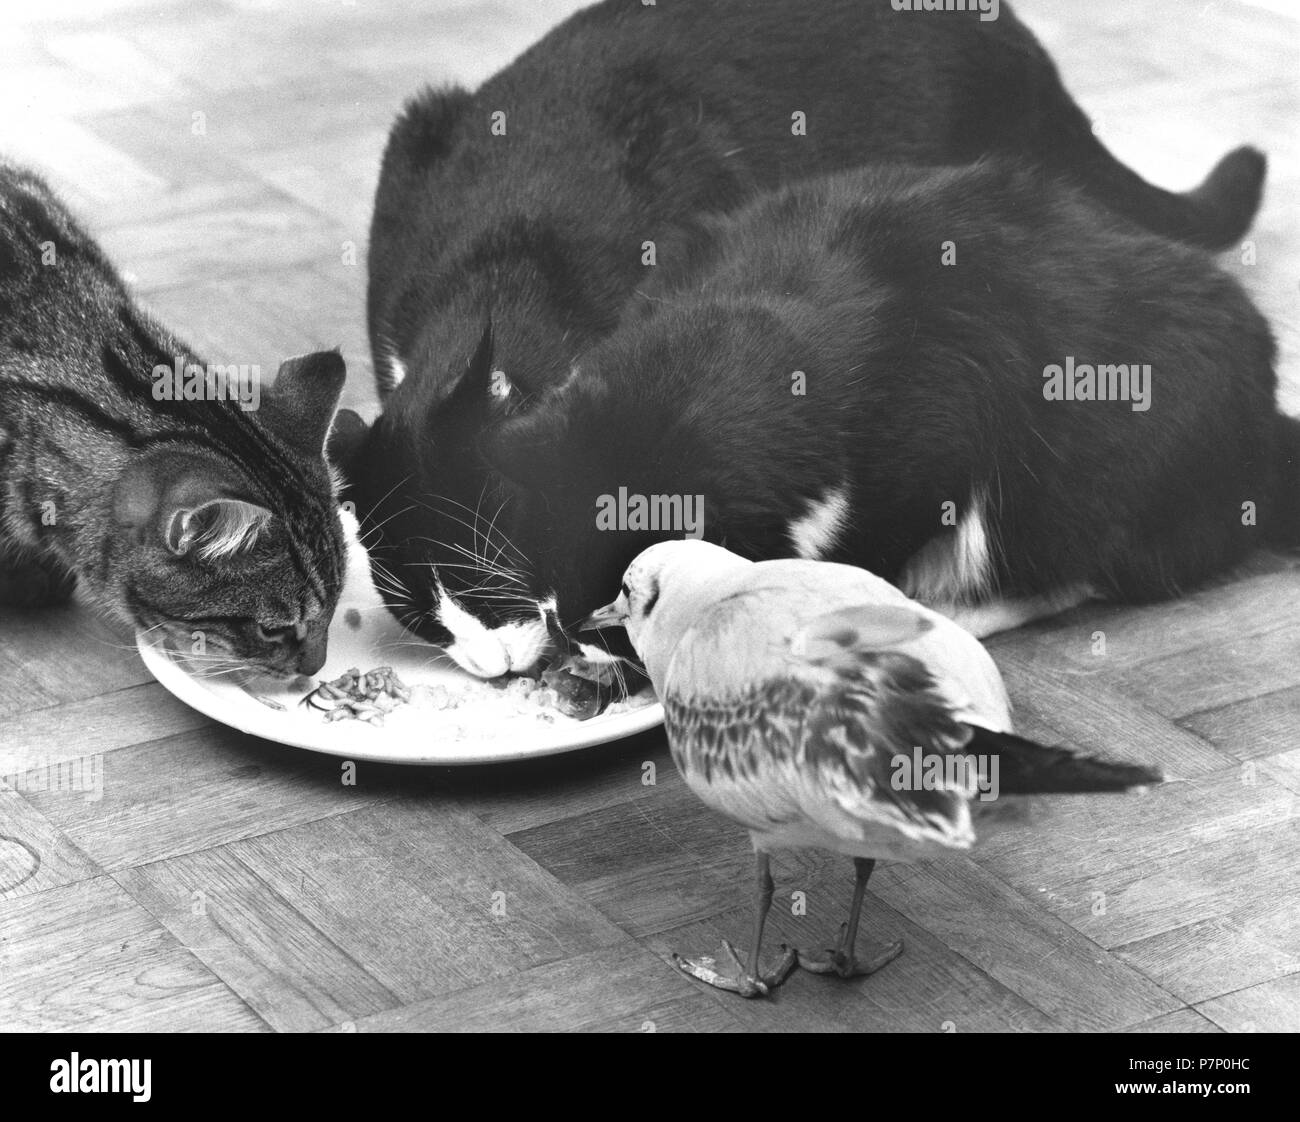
[1,0,1297,1032]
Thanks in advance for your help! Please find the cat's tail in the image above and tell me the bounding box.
[1266,412,1300,548]
[1044,113,1265,251]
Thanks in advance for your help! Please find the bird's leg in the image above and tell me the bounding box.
[798,858,904,979]
[747,851,799,988]
[672,851,797,999]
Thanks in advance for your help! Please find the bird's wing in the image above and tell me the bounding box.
[793,639,979,849]
[790,604,936,667]
[665,626,981,853]
[905,614,1012,733]
[789,598,1010,728]
[740,564,1014,732]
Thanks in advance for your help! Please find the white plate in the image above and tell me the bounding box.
[137,513,662,765]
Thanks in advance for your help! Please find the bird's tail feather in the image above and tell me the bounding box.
[964,726,1162,795]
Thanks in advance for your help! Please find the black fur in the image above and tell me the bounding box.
[424,160,1289,628]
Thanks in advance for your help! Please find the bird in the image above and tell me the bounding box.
[580,540,1162,998]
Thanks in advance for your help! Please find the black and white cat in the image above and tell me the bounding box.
[457,160,1297,646]
[350,158,1294,662]
[336,0,1269,676]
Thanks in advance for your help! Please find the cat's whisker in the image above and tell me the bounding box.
[155,647,240,664]
[370,576,410,602]
[422,491,517,548]
[368,568,413,600]
[472,483,515,573]
[441,581,525,600]
[380,607,429,638]
[471,484,492,566]
[353,473,414,526]
[413,556,516,582]
[421,652,460,672]
[443,541,514,581]
[474,487,531,573]
[106,621,169,653]
[186,660,258,679]
[417,492,481,519]
[196,667,256,680]
[577,625,633,699]
[479,496,520,573]
[412,557,524,586]
[375,638,441,653]
[411,499,490,550]
[415,494,531,570]
[356,501,419,544]
[368,554,403,584]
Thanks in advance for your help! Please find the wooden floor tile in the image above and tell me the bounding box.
[224,800,627,1004]
[0,876,267,1032]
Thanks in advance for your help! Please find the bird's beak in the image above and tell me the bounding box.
[578,594,628,632]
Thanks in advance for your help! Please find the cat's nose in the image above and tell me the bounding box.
[296,626,329,675]
[296,645,327,676]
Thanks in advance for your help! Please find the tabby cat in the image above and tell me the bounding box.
[0,161,348,677]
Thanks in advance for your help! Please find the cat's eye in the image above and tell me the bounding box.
[255,622,296,643]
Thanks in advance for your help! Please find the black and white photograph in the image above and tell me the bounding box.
[0,0,1296,1053]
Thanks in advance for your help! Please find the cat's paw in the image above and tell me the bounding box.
[0,555,78,608]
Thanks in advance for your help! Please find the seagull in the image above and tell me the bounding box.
[581,540,1162,998]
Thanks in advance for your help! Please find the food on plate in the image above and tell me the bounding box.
[540,665,601,720]
[297,652,651,729]
[302,666,412,726]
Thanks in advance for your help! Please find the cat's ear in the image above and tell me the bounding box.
[386,85,472,171]
[114,449,273,561]
[163,499,271,560]
[326,408,370,484]
[260,350,348,456]
[444,319,498,411]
